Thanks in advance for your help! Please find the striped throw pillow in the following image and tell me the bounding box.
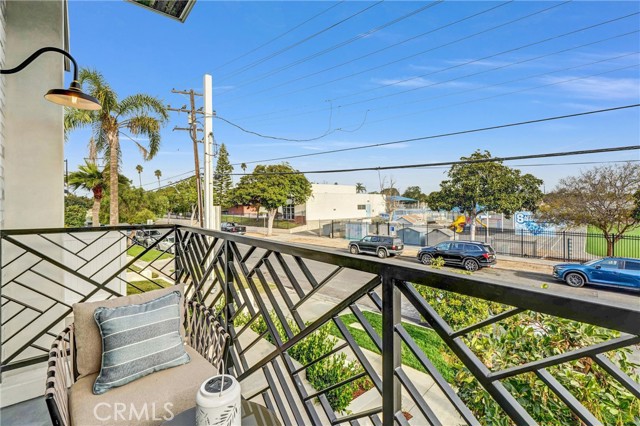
[93,291,190,395]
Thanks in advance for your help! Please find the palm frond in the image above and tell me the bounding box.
[78,68,119,115]
[117,94,169,122]
[64,107,95,140]
[122,115,162,159]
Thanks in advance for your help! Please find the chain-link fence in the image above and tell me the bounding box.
[312,220,639,262]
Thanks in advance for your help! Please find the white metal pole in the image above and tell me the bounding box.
[203,74,214,230]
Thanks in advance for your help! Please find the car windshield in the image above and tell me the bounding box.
[583,259,601,266]
[164,236,175,243]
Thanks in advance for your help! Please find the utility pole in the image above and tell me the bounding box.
[202,75,220,231]
[168,89,204,227]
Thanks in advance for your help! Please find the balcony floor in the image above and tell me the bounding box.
[1,397,51,426]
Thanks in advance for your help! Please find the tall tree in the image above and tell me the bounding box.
[232,163,312,236]
[427,150,543,240]
[64,68,168,225]
[240,163,247,174]
[539,162,640,255]
[136,164,143,188]
[212,143,234,207]
[355,183,367,193]
[68,161,107,227]
[402,186,427,204]
[154,169,162,188]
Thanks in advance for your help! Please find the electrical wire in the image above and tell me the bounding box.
[221,1,571,104]
[218,1,444,95]
[221,1,512,105]
[237,36,640,127]
[215,115,342,142]
[232,104,640,165]
[147,157,639,191]
[218,1,383,82]
[213,2,344,73]
[227,145,640,175]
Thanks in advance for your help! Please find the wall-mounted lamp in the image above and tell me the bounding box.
[0,46,101,110]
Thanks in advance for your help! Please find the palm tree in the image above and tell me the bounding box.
[155,170,162,188]
[136,165,143,188]
[356,183,367,193]
[65,69,168,225]
[68,161,106,227]
[240,163,247,174]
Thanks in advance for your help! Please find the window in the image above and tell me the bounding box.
[451,243,465,250]
[362,236,372,242]
[357,205,367,210]
[371,237,380,242]
[598,259,620,269]
[436,242,450,250]
[282,204,294,220]
[625,261,640,271]
[465,244,482,252]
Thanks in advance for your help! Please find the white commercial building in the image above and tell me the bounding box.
[290,184,386,223]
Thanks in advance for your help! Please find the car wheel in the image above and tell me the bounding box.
[350,245,359,255]
[565,272,586,288]
[420,253,432,265]
[377,248,388,259]
[463,259,479,272]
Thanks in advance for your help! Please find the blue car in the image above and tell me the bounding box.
[552,257,640,291]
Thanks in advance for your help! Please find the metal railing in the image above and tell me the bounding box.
[1,225,639,425]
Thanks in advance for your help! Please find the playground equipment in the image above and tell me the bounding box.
[449,215,466,233]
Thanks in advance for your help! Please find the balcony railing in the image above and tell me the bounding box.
[1,225,638,425]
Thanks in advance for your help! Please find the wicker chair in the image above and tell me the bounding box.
[45,298,229,426]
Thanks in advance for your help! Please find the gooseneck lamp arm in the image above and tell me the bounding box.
[0,46,101,110]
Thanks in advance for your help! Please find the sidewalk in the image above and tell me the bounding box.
[245,230,556,274]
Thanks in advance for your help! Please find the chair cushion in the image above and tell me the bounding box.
[73,284,186,379]
[93,291,190,395]
[69,346,217,426]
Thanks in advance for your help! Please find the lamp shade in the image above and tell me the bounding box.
[45,87,101,110]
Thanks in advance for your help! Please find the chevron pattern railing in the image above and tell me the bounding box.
[0,225,177,373]
[1,225,638,425]
[176,226,640,426]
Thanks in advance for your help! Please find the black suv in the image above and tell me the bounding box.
[349,235,404,259]
[417,241,496,271]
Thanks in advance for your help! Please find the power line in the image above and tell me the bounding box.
[213,2,344,72]
[215,115,341,142]
[232,104,640,165]
[218,1,444,94]
[221,1,571,105]
[221,1,511,105]
[218,1,383,82]
[228,145,640,175]
[363,61,639,127]
[231,13,639,127]
[147,157,639,190]
[337,12,640,109]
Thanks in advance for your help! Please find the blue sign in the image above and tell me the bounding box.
[514,211,555,236]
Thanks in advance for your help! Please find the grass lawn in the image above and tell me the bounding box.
[585,226,640,257]
[328,311,455,382]
[127,245,174,262]
[127,263,143,273]
[127,279,172,295]
[221,215,300,230]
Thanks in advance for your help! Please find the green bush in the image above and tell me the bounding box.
[233,309,365,413]
[65,205,88,227]
[416,285,640,425]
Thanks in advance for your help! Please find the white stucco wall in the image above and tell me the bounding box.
[1,0,66,407]
[3,0,64,229]
[303,184,386,221]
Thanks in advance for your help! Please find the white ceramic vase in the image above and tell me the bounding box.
[196,375,241,426]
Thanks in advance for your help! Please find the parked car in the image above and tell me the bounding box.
[348,235,404,259]
[157,235,176,254]
[552,257,640,291]
[133,229,164,248]
[221,222,246,234]
[417,241,496,271]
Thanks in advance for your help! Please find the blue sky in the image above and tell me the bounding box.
[65,1,640,195]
